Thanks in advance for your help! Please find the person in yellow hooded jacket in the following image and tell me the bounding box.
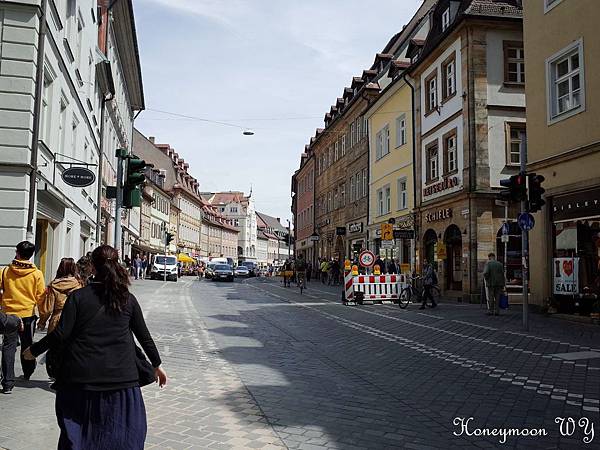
[0,241,45,393]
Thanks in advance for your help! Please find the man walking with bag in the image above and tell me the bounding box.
[0,241,45,393]
[484,252,505,316]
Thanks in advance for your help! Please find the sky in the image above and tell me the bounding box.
[134,0,423,222]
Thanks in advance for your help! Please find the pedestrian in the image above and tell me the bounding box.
[133,254,142,280]
[0,241,45,393]
[320,259,329,284]
[387,258,397,275]
[419,259,438,309]
[141,255,148,280]
[330,259,340,286]
[124,255,131,273]
[374,255,385,274]
[76,255,93,285]
[483,252,506,316]
[23,245,167,450]
[38,258,84,334]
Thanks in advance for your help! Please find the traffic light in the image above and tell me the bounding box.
[528,173,546,213]
[499,174,527,203]
[123,155,147,208]
[165,231,175,246]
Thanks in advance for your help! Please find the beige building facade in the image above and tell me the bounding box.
[524,0,600,314]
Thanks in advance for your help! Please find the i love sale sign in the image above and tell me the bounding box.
[553,257,579,295]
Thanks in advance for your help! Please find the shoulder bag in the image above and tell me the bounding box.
[133,343,156,387]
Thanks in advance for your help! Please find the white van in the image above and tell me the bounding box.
[150,254,178,281]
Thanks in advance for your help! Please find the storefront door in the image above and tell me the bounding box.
[444,225,462,291]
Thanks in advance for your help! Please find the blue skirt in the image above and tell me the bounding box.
[55,386,147,450]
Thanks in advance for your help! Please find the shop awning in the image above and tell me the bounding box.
[177,253,195,263]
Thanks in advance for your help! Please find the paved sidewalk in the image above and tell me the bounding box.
[0,278,286,450]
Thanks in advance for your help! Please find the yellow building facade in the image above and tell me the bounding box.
[524,0,600,314]
[366,76,415,269]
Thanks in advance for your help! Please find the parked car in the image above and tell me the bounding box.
[234,266,250,277]
[150,255,178,281]
[213,264,234,282]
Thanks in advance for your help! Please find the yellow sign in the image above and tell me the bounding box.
[373,264,381,275]
[381,223,393,241]
[344,259,351,270]
[351,265,359,276]
[436,242,447,260]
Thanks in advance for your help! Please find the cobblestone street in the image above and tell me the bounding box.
[2,276,600,449]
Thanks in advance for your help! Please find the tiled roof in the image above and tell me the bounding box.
[464,0,522,17]
[256,211,288,234]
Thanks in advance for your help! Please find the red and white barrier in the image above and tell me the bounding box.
[349,274,409,303]
[344,270,354,302]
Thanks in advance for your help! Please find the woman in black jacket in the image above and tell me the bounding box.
[24,245,167,450]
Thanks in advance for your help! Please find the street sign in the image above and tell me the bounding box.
[518,212,535,231]
[359,250,375,268]
[501,222,510,236]
[501,234,509,243]
[381,241,393,249]
[381,223,393,240]
[62,167,96,187]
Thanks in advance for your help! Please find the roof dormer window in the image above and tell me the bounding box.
[442,8,450,31]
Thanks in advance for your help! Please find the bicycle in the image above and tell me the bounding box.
[296,270,306,295]
[398,276,441,309]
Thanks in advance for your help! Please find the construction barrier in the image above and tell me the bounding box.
[342,272,409,304]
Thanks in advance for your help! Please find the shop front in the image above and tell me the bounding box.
[346,221,366,262]
[367,215,415,272]
[549,187,600,315]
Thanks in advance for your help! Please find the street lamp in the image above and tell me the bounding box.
[309,232,319,271]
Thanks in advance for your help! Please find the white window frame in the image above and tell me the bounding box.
[428,77,437,112]
[362,168,368,197]
[377,188,384,216]
[375,129,383,160]
[546,38,585,125]
[384,185,391,215]
[395,114,406,147]
[445,59,456,97]
[544,0,563,13]
[350,177,355,202]
[350,122,355,147]
[442,8,450,31]
[397,178,408,210]
[446,134,457,173]
[342,135,346,154]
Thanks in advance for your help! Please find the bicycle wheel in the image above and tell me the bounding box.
[399,287,412,309]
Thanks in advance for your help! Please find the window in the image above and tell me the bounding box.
[377,188,384,216]
[504,42,525,84]
[41,70,55,145]
[385,186,391,214]
[340,183,345,206]
[398,178,408,210]
[355,172,361,201]
[350,177,355,202]
[334,141,339,161]
[334,188,339,209]
[342,135,346,155]
[425,71,438,114]
[442,53,456,99]
[443,130,458,174]
[506,123,525,166]
[356,117,362,140]
[58,97,68,156]
[547,39,584,122]
[362,168,368,197]
[395,114,406,147]
[376,125,390,159]
[544,0,563,13]
[328,147,333,166]
[426,141,439,182]
[442,8,450,31]
[328,191,332,212]
[350,122,355,147]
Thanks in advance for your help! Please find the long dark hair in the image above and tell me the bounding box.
[91,245,130,312]
[55,257,81,282]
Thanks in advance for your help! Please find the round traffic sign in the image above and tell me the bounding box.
[517,212,535,231]
[359,250,375,268]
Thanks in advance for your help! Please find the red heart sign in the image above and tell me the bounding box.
[563,260,574,277]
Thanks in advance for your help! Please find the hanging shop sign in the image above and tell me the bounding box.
[553,257,579,295]
[394,229,415,239]
[423,176,460,198]
[348,222,363,234]
[425,208,453,223]
[336,227,347,236]
[61,167,96,187]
